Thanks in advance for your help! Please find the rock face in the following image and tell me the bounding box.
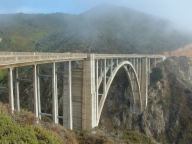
[142,78,169,142]
[99,68,141,131]
[144,57,192,144]
[99,57,192,144]
[143,57,192,143]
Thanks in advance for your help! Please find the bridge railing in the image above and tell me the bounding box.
[0,52,88,56]
[94,54,166,59]
[0,52,166,68]
[0,52,88,68]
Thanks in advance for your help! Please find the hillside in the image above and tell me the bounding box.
[0,103,157,144]
[0,5,191,53]
[164,44,192,56]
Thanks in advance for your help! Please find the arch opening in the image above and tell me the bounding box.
[98,67,135,129]
[97,61,142,126]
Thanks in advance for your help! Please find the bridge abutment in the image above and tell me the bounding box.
[140,58,149,110]
[82,54,97,130]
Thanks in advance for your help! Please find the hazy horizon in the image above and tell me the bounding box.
[1,0,192,31]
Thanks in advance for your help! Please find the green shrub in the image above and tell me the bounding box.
[0,69,7,81]
[0,114,38,144]
[13,110,37,125]
[34,126,63,144]
[0,111,63,144]
[0,103,9,114]
[122,131,155,144]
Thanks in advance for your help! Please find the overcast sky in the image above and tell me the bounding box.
[0,0,192,30]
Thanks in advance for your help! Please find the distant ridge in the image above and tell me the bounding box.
[0,4,191,53]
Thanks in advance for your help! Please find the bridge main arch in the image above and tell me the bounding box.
[96,61,142,125]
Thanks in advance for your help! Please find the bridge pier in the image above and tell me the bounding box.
[110,59,113,75]
[133,58,136,68]
[52,62,59,124]
[33,65,39,119]
[140,57,149,109]
[148,58,151,86]
[63,61,73,129]
[139,58,142,85]
[37,65,41,119]
[135,58,138,77]
[15,68,20,111]
[82,54,96,129]
[8,67,14,113]
[103,59,106,95]
[68,61,72,129]
[95,60,99,123]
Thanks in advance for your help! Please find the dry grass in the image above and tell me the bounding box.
[164,44,192,57]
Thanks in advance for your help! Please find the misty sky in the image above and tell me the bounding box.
[0,0,192,30]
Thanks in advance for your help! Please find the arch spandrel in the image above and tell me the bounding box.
[97,61,142,125]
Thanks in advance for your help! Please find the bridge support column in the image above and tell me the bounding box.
[15,68,20,112]
[141,58,149,110]
[103,59,106,94]
[95,60,99,122]
[148,58,151,86]
[189,65,192,80]
[82,54,96,129]
[8,67,14,113]
[33,65,39,119]
[110,59,113,75]
[37,65,41,119]
[145,58,149,108]
[52,63,58,124]
[136,58,139,75]
[138,58,142,84]
[133,58,136,68]
[63,61,73,129]
[154,58,157,67]
[116,58,119,66]
[68,61,73,129]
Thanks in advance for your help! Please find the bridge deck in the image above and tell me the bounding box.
[94,54,165,59]
[0,52,165,69]
[0,52,87,69]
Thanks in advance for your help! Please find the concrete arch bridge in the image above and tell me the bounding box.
[0,52,165,130]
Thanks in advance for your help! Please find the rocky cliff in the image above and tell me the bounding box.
[99,57,192,144]
[143,57,192,144]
